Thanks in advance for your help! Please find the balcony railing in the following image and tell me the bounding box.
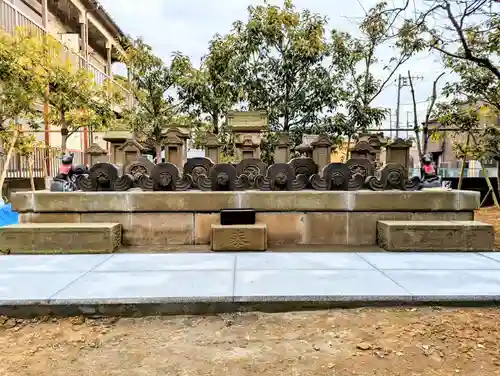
[0,0,133,108]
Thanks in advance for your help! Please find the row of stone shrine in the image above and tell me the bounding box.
[84,111,413,175]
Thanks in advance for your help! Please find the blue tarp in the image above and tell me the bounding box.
[0,204,19,227]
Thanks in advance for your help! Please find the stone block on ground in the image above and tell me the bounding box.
[211,224,267,252]
[377,220,494,251]
[0,223,122,253]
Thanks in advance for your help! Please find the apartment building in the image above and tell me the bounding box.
[1,0,131,158]
[424,104,499,177]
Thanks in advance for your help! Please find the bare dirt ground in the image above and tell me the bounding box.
[2,308,500,376]
[475,207,500,249]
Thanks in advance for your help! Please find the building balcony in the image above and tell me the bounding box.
[0,0,133,109]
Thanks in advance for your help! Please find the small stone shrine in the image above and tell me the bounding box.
[228,110,267,160]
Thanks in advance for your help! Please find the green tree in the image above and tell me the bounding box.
[172,33,243,134]
[120,37,180,161]
[435,101,499,196]
[330,1,425,157]
[391,0,499,113]
[47,52,121,153]
[0,29,50,191]
[231,0,341,135]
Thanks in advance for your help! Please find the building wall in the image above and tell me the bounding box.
[330,140,349,163]
[9,0,115,153]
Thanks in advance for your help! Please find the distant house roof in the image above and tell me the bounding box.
[83,0,127,41]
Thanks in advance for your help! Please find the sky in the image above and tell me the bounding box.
[99,0,449,135]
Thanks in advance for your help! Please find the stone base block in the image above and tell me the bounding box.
[211,224,267,252]
[377,220,494,251]
[0,223,122,253]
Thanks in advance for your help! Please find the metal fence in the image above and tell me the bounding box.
[0,148,84,179]
[409,167,499,178]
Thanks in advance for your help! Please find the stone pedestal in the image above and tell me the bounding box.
[311,134,333,171]
[228,111,267,160]
[275,133,293,163]
[386,138,412,169]
[377,220,494,251]
[204,133,221,163]
[85,143,109,167]
[0,223,122,253]
[211,224,267,251]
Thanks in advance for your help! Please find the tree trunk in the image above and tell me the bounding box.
[482,164,499,208]
[457,133,470,190]
[155,143,162,164]
[28,154,35,192]
[212,114,219,135]
[344,134,352,162]
[0,128,19,198]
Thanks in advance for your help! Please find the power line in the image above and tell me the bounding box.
[355,0,368,15]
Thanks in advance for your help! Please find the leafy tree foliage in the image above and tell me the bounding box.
[172,33,244,134]
[330,1,425,149]
[231,0,342,135]
[120,37,181,161]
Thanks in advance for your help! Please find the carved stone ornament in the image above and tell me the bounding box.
[138,162,192,191]
[236,158,267,188]
[118,139,145,153]
[310,163,349,191]
[350,141,376,161]
[85,142,107,156]
[204,133,220,148]
[76,163,134,192]
[310,134,333,147]
[288,157,318,178]
[365,163,422,191]
[346,158,374,190]
[183,157,214,188]
[197,163,249,191]
[255,163,308,191]
[125,156,154,181]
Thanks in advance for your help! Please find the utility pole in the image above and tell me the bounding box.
[395,73,423,139]
[395,74,402,139]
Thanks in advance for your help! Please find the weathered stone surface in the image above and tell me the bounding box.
[347,212,412,245]
[352,190,479,212]
[0,223,121,253]
[256,213,304,246]
[195,213,219,244]
[304,213,348,245]
[80,213,132,246]
[211,224,267,251]
[348,211,474,246]
[139,162,192,191]
[129,213,194,246]
[20,213,81,224]
[377,220,494,251]
[11,190,481,213]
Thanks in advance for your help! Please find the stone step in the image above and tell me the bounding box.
[211,224,267,252]
[377,220,494,252]
[0,223,122,253]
